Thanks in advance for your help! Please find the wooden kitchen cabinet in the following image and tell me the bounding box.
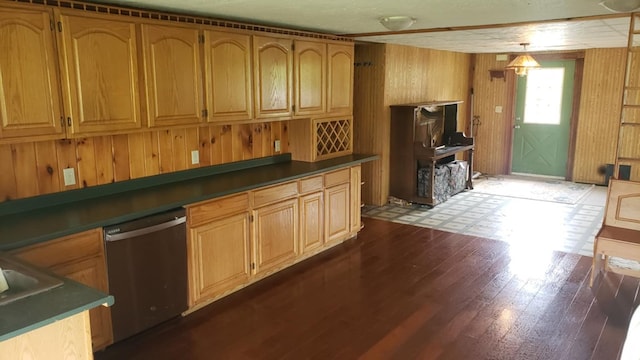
[350,165,362,233]
[294,40,326,116]
[253,197,299,275]
[253,35,293,119]
[188,211,251,306]
[327,43,354,115]
[203,30,254,122]
[0,5,64,142]
[324,168,351,244]
[56,10,141,135]
[140,23,203,127]
[10,228,113,351]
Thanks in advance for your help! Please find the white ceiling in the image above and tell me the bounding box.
[88,0,633,53]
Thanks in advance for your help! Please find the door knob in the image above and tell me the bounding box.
[513,125,521,129]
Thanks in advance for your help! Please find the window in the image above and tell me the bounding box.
[523,67,565,125]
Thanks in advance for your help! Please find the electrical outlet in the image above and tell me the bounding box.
[495,106,503,113]
[191,150,199,165]
[274,140,281,153]
[63,168,76,186]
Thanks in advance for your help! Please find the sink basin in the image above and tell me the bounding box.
[0,255,64,306]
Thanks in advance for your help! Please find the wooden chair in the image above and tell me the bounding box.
[590,179,640,287]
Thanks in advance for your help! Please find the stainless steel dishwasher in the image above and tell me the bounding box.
[104,208,188,343]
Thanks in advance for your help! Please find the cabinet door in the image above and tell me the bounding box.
[294,40,325,116]
[0,6,64,140]
[10,228,113,351]
[188,212,251,306]
[204,30,253,122]
[325,182,350,244]
[253,35,293,119]
[350,165,362,233]
[52,257,113,351]
[299,191,323,254]
[253,198,298,275]
[327,43,354,115]
[141,24,202,127]
[56,11,141,135]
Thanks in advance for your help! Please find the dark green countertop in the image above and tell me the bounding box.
[0,265,113,342]
[0,154,378,251]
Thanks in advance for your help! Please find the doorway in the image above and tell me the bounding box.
[511,59,576,178]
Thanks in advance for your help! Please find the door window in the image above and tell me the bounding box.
[523,67,565,125]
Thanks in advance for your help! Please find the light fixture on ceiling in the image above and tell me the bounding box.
[599,0,640,12]
[379,16,416,31]
[505,43,541,77]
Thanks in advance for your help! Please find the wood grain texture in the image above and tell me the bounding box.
[573,48,626,184]
[0,121,289,203]
[353,43,470,205]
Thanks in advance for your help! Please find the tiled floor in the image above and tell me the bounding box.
[363,185,608,257]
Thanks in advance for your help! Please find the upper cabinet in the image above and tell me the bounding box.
[327,43,354,115]
[253,35,293,119]
[0,6,64,141]
[203,30,253,122]
[140,23,203,127]
[56,10,141,135]
[294,40,326,117]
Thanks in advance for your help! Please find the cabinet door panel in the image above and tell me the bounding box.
[253,36,293,119]
[254,198,298,274]
[142,24,202,127]
[57,12,140,134]
[0,7,63,139]
[325,183,350,244]
[53,257,113,351]
[300,192,323,254]
[204,30,253,122]
[294,40,325,116]
[189,212,251,305]
[327,44,354,115]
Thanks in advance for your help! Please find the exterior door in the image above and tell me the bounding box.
[511,60,575,177]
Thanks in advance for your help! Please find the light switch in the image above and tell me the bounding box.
[63,168,76,186]
[274,140,281,153]
[495,106,503,113]
[191,150,199,165]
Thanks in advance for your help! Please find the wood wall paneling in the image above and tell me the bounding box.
[353,43,471,205]
[0,122,289,203]
[572,48,626,184]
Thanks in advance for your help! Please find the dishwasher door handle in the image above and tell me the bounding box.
[105,216,186,242]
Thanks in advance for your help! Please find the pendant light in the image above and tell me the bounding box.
[505,43,541,77]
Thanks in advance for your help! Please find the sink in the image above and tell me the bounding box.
[0,255,64,306]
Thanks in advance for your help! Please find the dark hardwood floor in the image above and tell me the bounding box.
[95,218,639,360]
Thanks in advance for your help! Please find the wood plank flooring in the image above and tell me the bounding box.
[95,218,639,360]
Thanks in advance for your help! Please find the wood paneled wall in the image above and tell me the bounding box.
[573,48,626,183]
[354,43,471,205]
[471,48,626,184]
[0,121,289,202]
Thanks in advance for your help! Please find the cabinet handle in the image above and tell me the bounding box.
[67,117,71,127]
[60,116,64,128]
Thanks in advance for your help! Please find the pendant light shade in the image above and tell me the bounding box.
[505,43,541,77]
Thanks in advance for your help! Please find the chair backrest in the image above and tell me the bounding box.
[604,179,640,231]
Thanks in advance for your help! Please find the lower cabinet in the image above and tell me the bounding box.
[188,211,251,307]
[253,198,298,276]
[185,165,362,311]
[10,228,113,351]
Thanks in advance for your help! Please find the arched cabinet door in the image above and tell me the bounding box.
[141,23,203,127]
[327,43,354,115]
[56,10,141,135]
[253,35,293,119]
[0,5,64,140]
[294,40,326,116]
[204,30,253,122]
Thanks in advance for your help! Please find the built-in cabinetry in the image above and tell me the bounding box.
[0,2,354,147]
[9,228,113,351]
[185,164,361,311]
[140,23,203,128]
